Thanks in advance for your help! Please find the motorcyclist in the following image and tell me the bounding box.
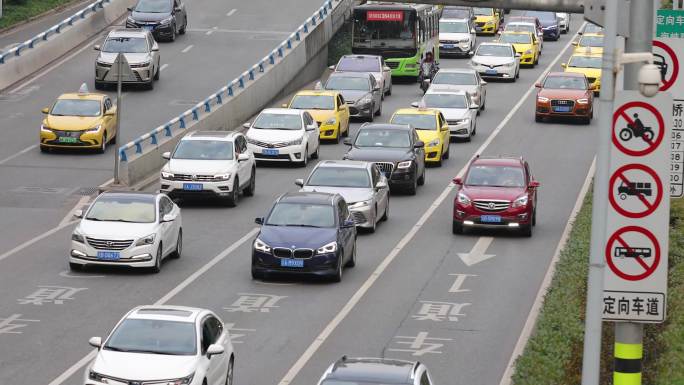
[631,113,645,133]
[419,52,438,93]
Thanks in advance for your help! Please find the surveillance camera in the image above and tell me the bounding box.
[638,63,662,97]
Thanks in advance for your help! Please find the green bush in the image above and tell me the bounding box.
[0,0,76,30]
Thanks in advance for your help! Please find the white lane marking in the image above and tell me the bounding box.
[276,24,585,385]
[498,157,596,385]
[59,195,90,227]
[458,237,495,266]
[189,28,290,35]
[160,63,169,72]
[205,27,218,35]
[59,271,105,279]
[0,221,76,263]
[48,227,259,385]
[181,44,193,53]
[226,8,237,17]
[0,144,37,165]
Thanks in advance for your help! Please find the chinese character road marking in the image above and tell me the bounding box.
[0,314,39,334]
[223,293,287,313]
[224,323,256,344]
[388,332,452,356]
[448,273,476,293]
[412,301,471,322]
[17,286,87,305]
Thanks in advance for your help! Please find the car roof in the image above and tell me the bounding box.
[546,71,585,78]
[127,305,205,323]
[479,42,512,47]
[501,30,534,36]
[340,54,380,61]
[359,123,412,131]
[425,88,467,96]
[440,18,470,23]
[57,93,105,101]
[107,28,150,38]
[506,21,536,27]
[435,68,476,74]
[183,131,239,141]
[570,52,603,58]
[316,160,371,169]
[394,107,439,116]
[327,357,417,384]
[472,156,525,167]
[260,108,302,115]
[328,72,373,79]
[99,191,158,201]
[295,90,339,97]
[278,191,337,205]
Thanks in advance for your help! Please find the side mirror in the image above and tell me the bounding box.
[471,28,476,34]
[162,151,171,160]
[93,45,101,51]
[305,125,316,132]
[373,86,381,92]
[207,344,225,358]
[452,177,463,185]
[342,219,355,228]
[441,124,449,131]
[314,81,323,90]
[243,122,251,129]
[534,82,541,88]
[238,153,249,162]
[41,107,49,114]
[174,7,182,12]
[468,51,474,56]
[89,336,102,348]
[414,141,425,148]
[571,41,578,46]
[152,46,159,52]
[422,79,431,85]
[375,180,388,190]
[281,103,289,108]
[74,209,83,218]
[529,180,541,188]
[411,101,420,108]
[328,65,335,71]
[295,178,304,187]
[343,138,352,146]
[515,53,521,58]
[383,66,391,71]
[254,217,264,225]
[127,7,133,12]
[105,109,116,116]
[470,103,480,110]
[561,63,567,68]
[481,80,487,86]
[162,214,176,222]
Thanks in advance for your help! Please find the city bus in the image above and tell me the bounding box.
[351,2,441,79]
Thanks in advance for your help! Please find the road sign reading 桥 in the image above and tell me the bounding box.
[603,92,672,323]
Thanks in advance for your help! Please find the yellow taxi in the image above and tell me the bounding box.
[473,7,499,35]
[390,108,450,166]
[497,31,540,66]
[285,90,350,142]
[573,33,604,55]
[40,84,117,153]
[561,52,602,94]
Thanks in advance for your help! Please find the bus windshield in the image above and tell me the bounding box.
[352,9,417,50]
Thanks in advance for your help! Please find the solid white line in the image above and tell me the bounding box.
[181,44,193,53]
[160,63,169,72]
[47,227,260,385]
[0,220,77,263]
[59,195,90,227]
[497,156,596,385]
[226,8,237,17]
[0,144,36,165]
[205,27,218,35]
[276,23,586,385]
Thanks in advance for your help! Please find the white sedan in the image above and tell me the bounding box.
[245,108,320,167]
[470,42,520,82]
[69,191,182,273]
[84,305,234,385]
[415,89,478,141]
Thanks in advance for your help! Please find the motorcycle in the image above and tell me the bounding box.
[619,122,654,142]
[419,62,438,94]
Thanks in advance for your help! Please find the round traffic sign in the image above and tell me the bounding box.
[609,163,664,218]
[612,101,665,156]
[605,226,661,281]
[653,39,679,92]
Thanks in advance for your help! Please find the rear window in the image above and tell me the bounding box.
[336,57,381,72]
[432,72,477,86]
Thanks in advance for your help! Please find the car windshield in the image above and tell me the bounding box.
[391,114,437,130]
[252,113,302,130]
[173,140,234,160]
[290,95,335,110]
[336,57,380,72]
[104,319,196,356]
[441,8,470,19]
[134,0,172,13]
[500,33,532,44]
[86,195,156,223]
[473,7,493,16]
[266,202,335,227]
[50,99,101,117]
[322,381,396,385]
[505,24,535,34]
[354,128,411,148]
[465,165,526,187]
[579,35,604,47]
[432,72,477,86]
[307,167,371,188]
[325,76,370,91]
[423,93,468,109]
[476,45,512,57]
[568,56,602,68]
[102,37,148,53]
[439,20,469,33]
[584,23,603,34]
[523,11,556,21]
[543,76,587,90]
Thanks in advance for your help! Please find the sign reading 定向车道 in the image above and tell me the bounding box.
[656,9,684,38]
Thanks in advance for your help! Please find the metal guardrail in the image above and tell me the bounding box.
[0,0,112,64]
[118,0,336,163]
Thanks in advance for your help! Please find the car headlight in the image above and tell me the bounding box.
[453,118,470,125]
[349,199,372,208]
[357,95,372,105]
[504,62,515,67]
[85,124,102,133]
[459,38,470,43]
[537,96,550,103]
[161,171,174,180]
[135,234,156,246]
[576,98,590,104]
[513,194,529,208]
[316,241,337,255]
[214,173,231,181]
[254,238,271,253]
[286,137,303,146]
[40,124,52,132]
[71,231,84,243]
[126,16,136,24]
[397,160,412,169]
[159,16,174,25]
[96,59,111,67]
[89,370,106,382]
[457,192,471,205]
[324,117,337,125]
[146,373,195,385]
[427,138,440,147]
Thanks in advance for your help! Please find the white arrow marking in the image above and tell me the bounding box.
[458,237,495,266]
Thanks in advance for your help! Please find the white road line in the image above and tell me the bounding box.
[498,157,596,385]
[226,8,237,17]
[276,24,586,385]
[458,237,495,266]
[160,63,169,72]
[206,27,218,35]
[59,195,90,227]
[0,144,36,165]
[181,44,194,53]
[48,227,259,385]
[0,220,76,263]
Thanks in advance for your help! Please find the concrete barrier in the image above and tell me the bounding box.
[118,0,353,186]
[0,0,135,91]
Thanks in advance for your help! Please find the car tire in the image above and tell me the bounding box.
[243,167,256,197]
[345,242,356,267]
[386,83,392,96]
[299,149,308,167]
[381,199,389,221]
[311,144,319,159]
[69,262,84,271]
[150,245,162,273]
[97,134,107,154]
[521,224,533,237]
[169,24,176,42]
[532,209,537,226]
[535,114,542,123]
[452,220,463,234]
[417,168,425,186]
[154,66,160,80]
[226,178,239,207]
[331,255,343,282]
[582,116,591,125]
[251,265,264,280]
[481,97,486,111]
[368,206,377,233]
[110,133,117,144]
[179,18,187,35]
[406,177,418,196]
[443,144,450,159]
[472,123,477,136]
[367,105,375,122]
[170,230,182,259]
[375,101,382,116]
[342,123,349,137]
[40,145,50,153]
[435,157,442,167]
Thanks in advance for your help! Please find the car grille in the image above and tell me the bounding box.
[171,174,216,182]
[273,248,314,259]
[352,211,367,224]
[374,162,395,175]
[385,61,399,69]
[473,200,510,212]
[53,130,83,138]
[476,22,485,27]
[441,40,459,44]
[254,153,291,160]
[248,139,290,148]
[86,237,134,250]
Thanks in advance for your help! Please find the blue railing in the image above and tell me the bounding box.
[0,0,112,64]
[118,0,336,163]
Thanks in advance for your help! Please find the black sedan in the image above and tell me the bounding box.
[126,0,188,42]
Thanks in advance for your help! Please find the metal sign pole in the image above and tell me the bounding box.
[114,53,123,185]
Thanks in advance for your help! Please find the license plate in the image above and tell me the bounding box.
[442,44,455,49]
[97,251,120,260]
[481,215,502,223]
[280,258,304,268]
[58,137,78,143]
[554,106,571,112]
[183,183,203,191]
[485,69,497,75]
[262,149,279,156]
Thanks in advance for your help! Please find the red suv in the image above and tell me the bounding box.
[452,156,540,236]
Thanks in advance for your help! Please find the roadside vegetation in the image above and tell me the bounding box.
[327,20,352,66]
[511,192,684,384]
[0,0,77,31]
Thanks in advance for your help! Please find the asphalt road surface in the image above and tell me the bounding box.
[0,12,596,385]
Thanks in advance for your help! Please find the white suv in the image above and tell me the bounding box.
[160,131,256,207]
[245,108,320,167]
